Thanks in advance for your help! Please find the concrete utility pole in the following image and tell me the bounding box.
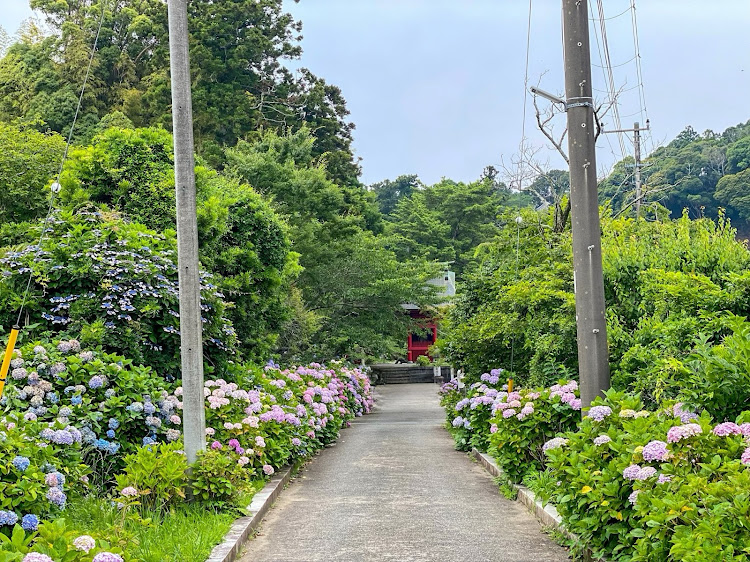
[633,122,642,217]
[168,0,206,463]
[603,121,650,218]
[562,0,610,409]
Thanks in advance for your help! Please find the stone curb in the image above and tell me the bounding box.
[205,461,298,562]
[470,449,601,561]
[470,449,566,530]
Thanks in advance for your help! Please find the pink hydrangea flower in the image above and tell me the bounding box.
[502,408,516,418]
[490,424,498,434]
[211,441,222,450]
[713,422,742,437]
[121,487,138,497]
[666,423,702,443]
[262,464,275,475]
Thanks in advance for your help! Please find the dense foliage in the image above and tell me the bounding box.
[600,121,750,232]
[441,210,750,404]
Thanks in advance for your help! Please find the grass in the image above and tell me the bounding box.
[65,483,264,562]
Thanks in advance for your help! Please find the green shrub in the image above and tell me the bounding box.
[189,449,248,508]
[542,390,750,561]
[115,443,187,513]
[0,518,131,561]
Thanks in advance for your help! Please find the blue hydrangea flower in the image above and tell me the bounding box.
[0,511,18,526]
[71,395,83,406]
[106,430,115,439]
[142,436,156,446]
[21,514,39,531]
[12,456,30,471]
[108,418,119,430]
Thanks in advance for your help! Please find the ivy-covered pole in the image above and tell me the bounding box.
[562,0,610,409]
[167,0,206,463]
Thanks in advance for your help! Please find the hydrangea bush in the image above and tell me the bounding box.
[540,391,750,561]
[488,380,581,482]
[0,415,87,533]
[3,341,184,463]
[0,209,237,377]
[440,372,581,481]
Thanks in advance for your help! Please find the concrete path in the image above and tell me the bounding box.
[239,384,570,562]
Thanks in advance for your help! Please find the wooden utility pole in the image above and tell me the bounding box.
[167,0,206,463]
[562,0,610,409]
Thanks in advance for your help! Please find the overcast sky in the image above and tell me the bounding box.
[3,0,749,185]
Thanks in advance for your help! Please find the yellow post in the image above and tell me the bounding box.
[507,378,513,394]
[0,326,20,400]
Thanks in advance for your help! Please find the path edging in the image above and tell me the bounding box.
[470,449,565,530]
[470,448,601,560]
[205,461,299,562]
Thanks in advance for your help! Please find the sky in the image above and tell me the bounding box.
[2,0,749,186]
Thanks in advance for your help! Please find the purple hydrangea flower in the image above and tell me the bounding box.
[657,474,672,484]
[593,435,612,446]
[542,437,568,452]
[73,535,96,553]
[742,447,750,466]
[673,403,698,423]
[588,406,612,422]
[642,440,669,462]
[46,486,67,508]
[92,554,124,562]
[628,490,640,505]
[635,466,657,480]
[88,376,104,389]
[22,554,54,562]
[623,464,642,480]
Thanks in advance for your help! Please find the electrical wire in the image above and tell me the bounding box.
[595,0,628,158]
[630,0,653,153]
[15,1,108,327]
[517,0,533,190]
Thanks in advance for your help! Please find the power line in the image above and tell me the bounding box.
[517,0,533,190]
[630,0,653,153]
[595,0,628,158]
[588,0,622,164]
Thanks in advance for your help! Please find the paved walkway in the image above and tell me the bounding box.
[239,384,570,562]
